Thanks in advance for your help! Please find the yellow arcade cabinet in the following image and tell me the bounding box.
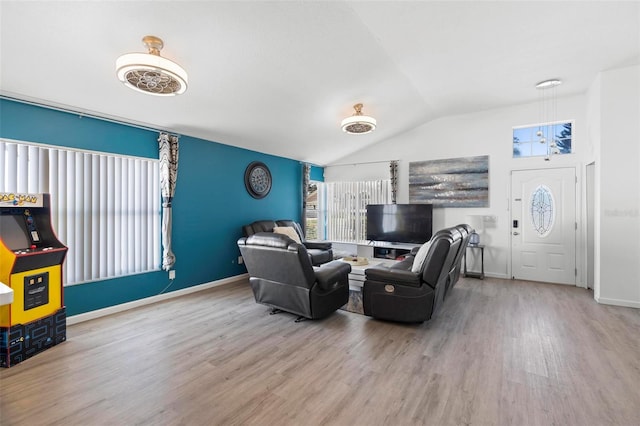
[0,193,68,367]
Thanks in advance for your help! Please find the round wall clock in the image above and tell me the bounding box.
[244,161,272,199]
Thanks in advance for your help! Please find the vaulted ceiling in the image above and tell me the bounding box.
[1,1,638,165]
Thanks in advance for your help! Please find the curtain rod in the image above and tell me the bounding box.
[1,94,172,135]
[327,159,399,167]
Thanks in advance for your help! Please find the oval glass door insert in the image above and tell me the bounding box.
[530,185,555,237]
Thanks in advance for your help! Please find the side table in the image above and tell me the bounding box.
[464,244,485,279]
[339,258,398,314]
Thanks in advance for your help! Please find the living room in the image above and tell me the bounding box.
[1,2,639,425]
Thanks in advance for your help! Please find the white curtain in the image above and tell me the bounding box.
[0,139,160,284]
[159,133,179,271]
[325,180,391,243]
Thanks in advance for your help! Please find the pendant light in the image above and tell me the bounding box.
[341,103,377,134]
[535,79,562,160]
[116,36,188,96]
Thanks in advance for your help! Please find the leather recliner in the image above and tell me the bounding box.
[446,224,473,297]
[237,232,350,321]
[362,226,463,323]
[242,220,333,265]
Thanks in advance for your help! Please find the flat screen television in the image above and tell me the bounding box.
[366,204,433,244]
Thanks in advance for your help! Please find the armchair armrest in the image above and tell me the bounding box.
[390,257,414,270]
[314,260,351,291]
[365,265,422,288]
[304,240,332,250]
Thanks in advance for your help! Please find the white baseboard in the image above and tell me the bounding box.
[463,272,509,280]
[483,272,509,280]
[594,296,640,309]
[67,273,249,325]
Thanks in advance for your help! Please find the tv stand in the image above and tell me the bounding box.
[358,241,421,261]
[373,246,411,260]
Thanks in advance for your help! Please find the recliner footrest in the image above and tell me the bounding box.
[363,280,435,323]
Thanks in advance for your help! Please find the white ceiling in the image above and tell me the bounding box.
[1,1,639,166]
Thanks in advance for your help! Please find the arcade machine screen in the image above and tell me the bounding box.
[0,214,31,250]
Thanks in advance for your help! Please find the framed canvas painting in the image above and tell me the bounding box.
[409,155,489,207]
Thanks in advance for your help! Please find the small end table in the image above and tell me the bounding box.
[464,244,485,279]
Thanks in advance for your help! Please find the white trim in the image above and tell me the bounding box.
[595,296,640,309]
[512,119,575,131]
[483,272,509,280]
[67,273,248,325]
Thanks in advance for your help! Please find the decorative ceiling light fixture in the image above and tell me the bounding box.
[116,35,188,96]
[535,79,562,160]
[535,79,562,89]
[341,103,377,134]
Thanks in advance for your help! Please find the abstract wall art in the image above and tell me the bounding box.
[409,155,489,207]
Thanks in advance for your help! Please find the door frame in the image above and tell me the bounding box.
[508,165,586,288]
[585,162,595,289]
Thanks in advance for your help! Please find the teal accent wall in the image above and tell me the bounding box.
[0,99,156,158]
[310,165,324,182]
[0,98,312,315]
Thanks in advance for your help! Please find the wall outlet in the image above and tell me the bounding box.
[238,256,243,265]
[169,270,176,279]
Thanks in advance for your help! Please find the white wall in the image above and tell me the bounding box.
[325,94,589,282]
[594,64,640,308]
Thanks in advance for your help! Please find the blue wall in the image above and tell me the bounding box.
[0,98,318,315]
[310,165,324,182]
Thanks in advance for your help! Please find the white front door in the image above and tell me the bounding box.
[511,168,576,285]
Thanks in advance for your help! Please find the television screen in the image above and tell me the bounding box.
[0,213,31,250]
[366,204,433,244]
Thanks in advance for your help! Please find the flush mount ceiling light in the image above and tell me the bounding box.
[535,79,562,89]
[116,35,188,96]
[341,103,377,134]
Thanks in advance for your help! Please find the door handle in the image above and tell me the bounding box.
[513,231,520,235]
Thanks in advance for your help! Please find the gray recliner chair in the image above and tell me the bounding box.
[362,226,462,323]
[446,223,473,297]
[242,220,333,265]
[237,232,350,321]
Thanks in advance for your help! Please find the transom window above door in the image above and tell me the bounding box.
[513,121,573,158]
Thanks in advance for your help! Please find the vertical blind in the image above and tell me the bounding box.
[324,180,391,243]
[0,140,160,285]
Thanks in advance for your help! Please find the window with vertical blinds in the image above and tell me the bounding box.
[324,180,391,243]
[0,139,161,285]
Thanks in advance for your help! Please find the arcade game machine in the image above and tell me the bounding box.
[0,193,68,367]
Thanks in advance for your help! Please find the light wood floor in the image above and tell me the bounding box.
[1,277,639,426]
